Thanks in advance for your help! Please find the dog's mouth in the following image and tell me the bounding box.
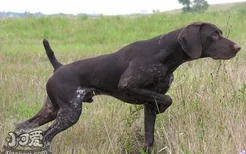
[211,51,238,60]
[212,54,237,60]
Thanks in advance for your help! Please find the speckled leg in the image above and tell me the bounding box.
[43,93,83,144]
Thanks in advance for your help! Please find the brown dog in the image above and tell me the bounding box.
[16,22,241,153]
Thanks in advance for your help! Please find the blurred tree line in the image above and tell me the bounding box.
[178,0,209,12]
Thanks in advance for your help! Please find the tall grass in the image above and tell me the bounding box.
[0,4,246,154]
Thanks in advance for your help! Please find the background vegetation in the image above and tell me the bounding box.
[178,0,209,12]
[0,2,246,154]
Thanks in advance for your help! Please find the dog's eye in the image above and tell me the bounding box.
[212,33,219,39]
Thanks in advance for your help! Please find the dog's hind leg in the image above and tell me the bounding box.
[43,102,82,146]
[15,96,58,134]
[42,81,90,145]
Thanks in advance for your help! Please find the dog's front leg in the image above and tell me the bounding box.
[118,61,172,112]
[144,103,156,153]
[122,88,172,114]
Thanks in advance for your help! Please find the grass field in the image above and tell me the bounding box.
[1,3,246,154]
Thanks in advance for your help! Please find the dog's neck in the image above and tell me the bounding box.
[159,28,192,73]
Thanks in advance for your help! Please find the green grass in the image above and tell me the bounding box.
[0,4,246,154]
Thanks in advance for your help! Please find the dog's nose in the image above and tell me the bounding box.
[233,44,241,52]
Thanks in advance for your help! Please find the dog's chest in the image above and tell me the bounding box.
[149,73,174,94]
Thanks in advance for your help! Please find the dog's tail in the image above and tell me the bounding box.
[43,39,63,71]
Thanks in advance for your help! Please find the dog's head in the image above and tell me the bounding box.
[178,22,241,60]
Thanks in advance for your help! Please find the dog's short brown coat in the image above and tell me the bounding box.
[16,22,241,153]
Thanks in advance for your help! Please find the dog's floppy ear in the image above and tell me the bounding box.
[178,22,203,59]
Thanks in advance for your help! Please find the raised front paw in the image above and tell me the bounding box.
[153,95,172,114]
